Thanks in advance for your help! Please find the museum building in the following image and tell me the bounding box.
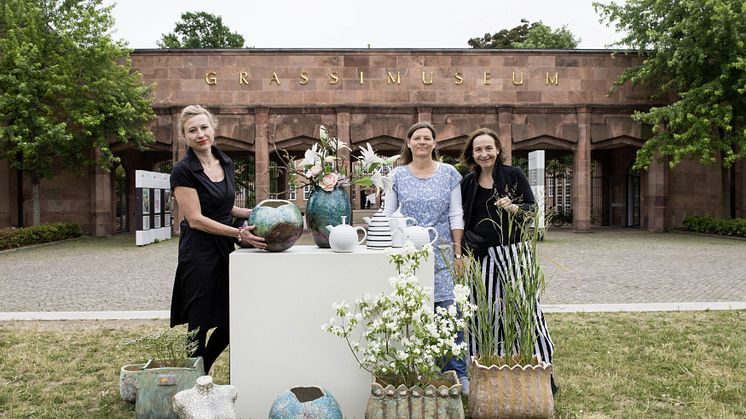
[1,48,743,236]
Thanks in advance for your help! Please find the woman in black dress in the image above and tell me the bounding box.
[170,105,266,374]
[459,127,557,393]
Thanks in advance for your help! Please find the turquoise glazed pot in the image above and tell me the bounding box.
[305,186,351,248]
[269,386,342,419]
[248,199,304,252]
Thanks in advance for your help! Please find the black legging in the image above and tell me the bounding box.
[191,326,229,374]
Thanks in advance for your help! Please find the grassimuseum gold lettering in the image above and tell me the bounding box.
[454,72,463,85]
[387,71,401,85]
[270,72,281,86]
[546,72,558,85]
[483,72,491,85]
[422,71,433,85]
[300,72,309,85]
[239,72,249,85]
[512,72,524,85]
[329,72,339,85]
[205,72,217,85]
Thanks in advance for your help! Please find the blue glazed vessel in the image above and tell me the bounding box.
[269,386,342,419]
[247,199,304,252]
[305,186,351,248]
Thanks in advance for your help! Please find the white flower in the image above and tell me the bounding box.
[301,143,321,167]
[319,125,328,142]
[359,143,384,169]
[453,284,470,305]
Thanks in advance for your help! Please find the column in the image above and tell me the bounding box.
[573,107,592,232]
[91,149,114,236]
[497,107,513,165]
[255,107,270,203]
[644,158,668,231]
[171,109,186,235]
[336,108,353,212]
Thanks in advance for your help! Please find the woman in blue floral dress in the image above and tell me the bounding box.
[383,122,469,394]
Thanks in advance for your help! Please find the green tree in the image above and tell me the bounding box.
[595,0,746,216]
[468,19,580,49]
[158,11,245,48]
[0,0,155,226]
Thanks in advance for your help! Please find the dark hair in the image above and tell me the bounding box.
[399,122,438,164]
[460,127,506,169]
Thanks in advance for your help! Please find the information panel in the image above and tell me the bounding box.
[135,170,172,246]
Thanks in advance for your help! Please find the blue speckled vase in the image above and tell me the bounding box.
[305,186,351,248]
[269,386,342,419]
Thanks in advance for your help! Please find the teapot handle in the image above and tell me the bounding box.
[354,226,368,244]
[427,227,439,246]
[255,199,293,208]
[404,217,418,226]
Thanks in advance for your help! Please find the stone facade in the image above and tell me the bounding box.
[1,49,743,235]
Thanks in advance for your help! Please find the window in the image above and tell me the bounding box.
[547,177,554,198]
[304,185,312,200]
[288,188,297,200]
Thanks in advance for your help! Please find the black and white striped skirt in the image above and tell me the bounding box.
[467,241,555,364]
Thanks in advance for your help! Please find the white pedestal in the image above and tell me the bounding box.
[229,245,434,419]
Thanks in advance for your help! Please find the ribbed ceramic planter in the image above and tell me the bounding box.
[468,356,554,419]
[134,357,204,419]
[306,186,351,248]
[365,370,464,419]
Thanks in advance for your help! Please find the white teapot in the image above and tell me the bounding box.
[388,206,417,248]
[326,216,367,253]
[403,225,438,250]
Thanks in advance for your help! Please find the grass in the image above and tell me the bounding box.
[1,311,744,418]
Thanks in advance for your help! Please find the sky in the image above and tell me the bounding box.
[104,0,625,50]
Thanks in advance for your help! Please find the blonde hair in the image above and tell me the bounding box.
[178,105,218,138]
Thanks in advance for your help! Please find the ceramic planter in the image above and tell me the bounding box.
[269,386,342,419]
[119,362,147,403]
[134,356,204,419]
[468,356,554,419]
[365,370,464,419]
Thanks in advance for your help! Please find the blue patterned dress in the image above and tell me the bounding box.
[385,163,463,302]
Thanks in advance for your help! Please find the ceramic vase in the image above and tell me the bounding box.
[134,357,205,419]
[269,386,342,419]
[305,186,351,248]
[119,362,146,403]
[247,199,304,252]
[172,375,238,419]
[365,370,464,419]
[468,356,554,419]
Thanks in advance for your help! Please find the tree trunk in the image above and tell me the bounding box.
[32,180,40,226]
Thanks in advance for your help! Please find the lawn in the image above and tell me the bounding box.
[1,310,744,418]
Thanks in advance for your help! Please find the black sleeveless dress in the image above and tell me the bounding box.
[169,146,236,330]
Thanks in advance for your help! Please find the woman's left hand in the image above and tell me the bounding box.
[496,197,519,213]
[238,224,267,249]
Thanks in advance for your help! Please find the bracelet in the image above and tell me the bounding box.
[236,229,242,241]
[454,254,462,259]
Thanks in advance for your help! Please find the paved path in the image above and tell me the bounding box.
[1,229,744,314]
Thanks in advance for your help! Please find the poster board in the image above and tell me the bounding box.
[135,170,172,246]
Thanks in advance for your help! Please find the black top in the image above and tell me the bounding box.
[461,163,535,246]
[169,146,236,329]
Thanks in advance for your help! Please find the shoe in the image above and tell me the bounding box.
[459,376,470,396]
[550,375,559,396]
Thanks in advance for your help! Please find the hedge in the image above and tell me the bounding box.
[0,223,82,250]
[682,215,746,238]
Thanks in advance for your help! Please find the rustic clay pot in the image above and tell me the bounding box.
[468,356,554,419]
[365,370,464,419]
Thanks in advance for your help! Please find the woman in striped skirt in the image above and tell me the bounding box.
[459,127,557,394]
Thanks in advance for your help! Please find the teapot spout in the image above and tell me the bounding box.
[363,217,371,224]
[325,225,333,232]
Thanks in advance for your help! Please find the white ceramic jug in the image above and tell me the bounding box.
[402,225,438,250]
[326,216,367,253]
[388,206,417,248]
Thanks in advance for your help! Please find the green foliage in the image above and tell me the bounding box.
[125,327,199,367]
[0,0,155,183]
[594,0,746,169]
[468,18,580,49]
[158,11,245,48]
[682,215,746,237]
[0,223,81,250]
